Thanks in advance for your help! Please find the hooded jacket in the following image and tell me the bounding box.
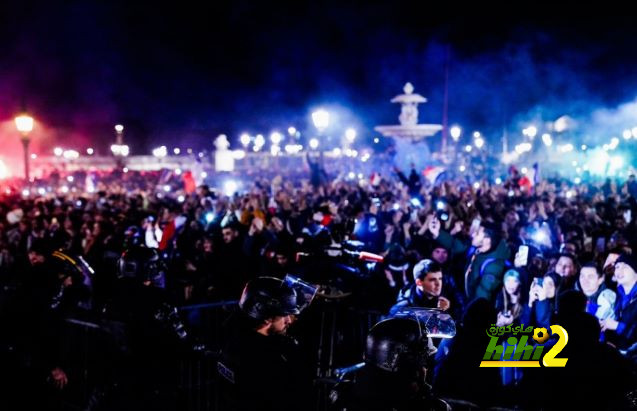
[436,230,511,304]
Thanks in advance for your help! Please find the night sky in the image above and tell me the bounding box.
[1,2,636,154]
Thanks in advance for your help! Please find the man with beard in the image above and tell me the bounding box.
[218,276,315,411]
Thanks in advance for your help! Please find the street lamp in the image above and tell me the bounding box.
[112,124,128,167]
[450,126,462,142]
[15,114,34,180]
[312,109,330,132]
[345,128,356,144]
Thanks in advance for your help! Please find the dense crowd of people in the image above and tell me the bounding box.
[1,160,637,409]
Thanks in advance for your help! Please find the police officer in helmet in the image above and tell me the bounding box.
[337,317,450,411]
[99,246,187,410]
[219,276,316,411]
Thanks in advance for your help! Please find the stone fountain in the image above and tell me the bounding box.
[374,82,442,142]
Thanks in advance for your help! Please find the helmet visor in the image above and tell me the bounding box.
[391,307,456,339]
[284,275,318,312]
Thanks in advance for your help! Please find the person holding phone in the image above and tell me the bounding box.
[427,215,511,304]
[523,272,561,329]
[495,269,525,327]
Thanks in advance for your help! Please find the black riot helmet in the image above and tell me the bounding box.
[239,276,300,321]
[50,250,95,286]
[365,317,432,374]
[123,225,143,248]
[117,246,166,286]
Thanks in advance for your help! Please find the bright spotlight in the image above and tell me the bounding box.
[542,133,552,146]
[345,128,357,143]
[240,133,251,147]
[450,126,462,141]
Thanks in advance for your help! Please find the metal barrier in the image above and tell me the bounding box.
[53,302,385,410]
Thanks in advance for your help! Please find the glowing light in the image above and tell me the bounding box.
[15,115,34,134]
[465,145,472,152]
[521,167,528,175]
[200,172,208,178]
[393,203,400,210]
[436,201,445,210]
[152,146,167,158]
[609,137,619,150]
[523,126,537,138]
[450,126,462,141]
[30,153,37,159]
[581,144,587,151]
[332,148,342,157]
[110,145,129,156]
[459,165,466,172]
[178,195,185,203]
[495,177,502,185]
[288,127,296,136]
[86,148,94,155]
[309,138,319,149]
[574,177,582,184]
[233,149,246,159]
[515,143,533,154]
[61,186,69,193]
[22,189,30,197]
[345,128,357,143]
[270,132,283,145]
[473,182,480,189]
[270,145,281,156]
[373,138,380,144]
[54,147,63,156]
[542,133,552,146]
[205,212,214,223]
[224,180,238,196]
[114,124,124,132]
[67,176,74,182]
[474,137,485,149]
[123,167,129,173]
[623,130,632,140]
[572,161,578,167]
[63,150,80,160]
[175,168,182,175]
[284,144,302,154]
[357,173,364,180]
[173,147,181,155]
[0,160,9,179]
[254,134,265,147]
[348,172,355,179]
[240,133,251,147]
[558,144,574,153]
[312,109,330,131]
[198,152,205,158]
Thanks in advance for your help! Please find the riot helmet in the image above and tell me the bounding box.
[365,317,432,374]
[117,246,166,286]
[239,276,301,321]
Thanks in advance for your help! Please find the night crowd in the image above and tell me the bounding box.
[1,161,637,410]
